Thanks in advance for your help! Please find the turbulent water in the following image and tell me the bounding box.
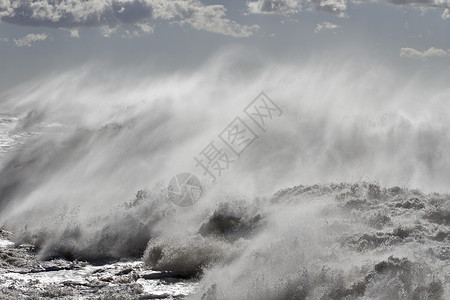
[0,51,449,299]
[0,176,449,299]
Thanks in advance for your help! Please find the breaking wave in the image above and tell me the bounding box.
[0,49,449,298]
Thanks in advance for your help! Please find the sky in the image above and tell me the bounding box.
[0,0,450,90]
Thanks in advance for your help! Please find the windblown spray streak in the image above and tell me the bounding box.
[0,50,449,298]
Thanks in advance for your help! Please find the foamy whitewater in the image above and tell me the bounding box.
[0,50,449,299]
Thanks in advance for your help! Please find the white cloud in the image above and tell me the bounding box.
[0,0,258,38]
[314,21,341,33]
[247,0,347,16]
[69,29,80,38]
[442,8,450,19]
[173,3,259,37]
[13,33,48,47]
[0,37,8,42]
[400,47,449,59]
[309,0,347,17]
[247,0,302,15]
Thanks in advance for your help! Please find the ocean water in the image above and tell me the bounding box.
[0,52,449,299]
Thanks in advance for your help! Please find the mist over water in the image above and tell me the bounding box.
[0,48,449,298]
